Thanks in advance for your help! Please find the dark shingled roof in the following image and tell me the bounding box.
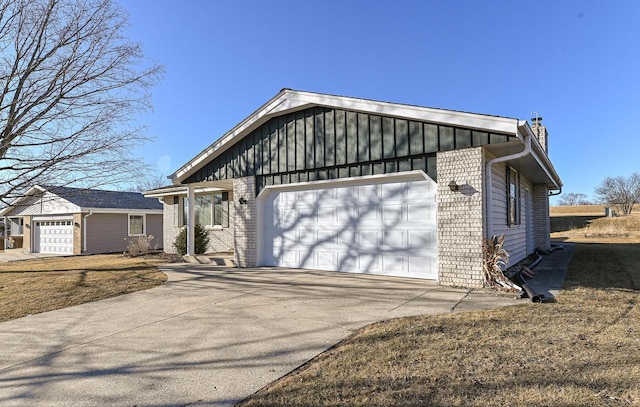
[45,186,163,210]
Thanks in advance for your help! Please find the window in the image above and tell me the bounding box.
[195,195,212,225]
[129,214,145,236]
[179,192,230,228]
[506,166,520,226]
[173,196,180,227]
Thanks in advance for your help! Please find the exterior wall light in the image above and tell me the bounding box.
[238,197,247,205]
[448,181,459,192]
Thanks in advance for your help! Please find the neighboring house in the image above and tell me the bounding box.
[0,186,163,255]
[145,89,562,288]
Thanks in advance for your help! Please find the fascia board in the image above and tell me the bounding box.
[81,208,164,214]
[518,121,563,189]
[173,89,520,183]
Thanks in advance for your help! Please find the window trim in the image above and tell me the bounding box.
[506,166,521,226]
[179,192,230,229]
[128,214,146,236]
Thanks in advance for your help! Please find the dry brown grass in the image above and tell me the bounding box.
[552,214,640,241]
[0,254,167,322]
[240,238,640,406]
[550,204,606,216]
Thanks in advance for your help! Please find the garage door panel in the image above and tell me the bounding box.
[382,255,406,274]
[380,182,406,200]
[407,203,434,222]
[383,230,406,248]
[261,176,437,280]
[382,204,406,225]
[280,250,299,267]
[409,256,436,277]
[317,251,337,268]
[34,220,74,254]
[358,207,380,224]
[358,254,382,272]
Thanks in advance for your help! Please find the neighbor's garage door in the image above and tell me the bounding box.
[33,220,74,254]
[260,174,437,279]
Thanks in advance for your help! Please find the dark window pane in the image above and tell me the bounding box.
[382,117,395,159]
[440,126,454,151]
[409,121,423,155]
[472,131,489,146]
[395,119,409,157]
[370,115,382,161]
[335,110,346,165]
[455,128,471,149]
[424,123,438,153]
[357,113,370,162]
[346,111,358,163]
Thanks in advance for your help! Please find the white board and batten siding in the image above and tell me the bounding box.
[259,173,438,280]
[490,162,534,266]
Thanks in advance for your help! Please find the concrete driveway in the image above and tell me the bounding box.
[0,265,521,406]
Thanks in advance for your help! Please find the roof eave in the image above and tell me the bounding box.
[172,89,521,184]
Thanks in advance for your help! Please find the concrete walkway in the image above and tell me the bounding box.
[0,249,65,262]
[0,265,528,406]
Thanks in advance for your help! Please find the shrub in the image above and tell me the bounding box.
[127,235,156,256]
[483,234,518,291]
[173,224,210,256]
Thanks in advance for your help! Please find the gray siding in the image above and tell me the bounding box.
[84,213,129,254]
[85,213,163,254]
[184,106,513,194]
[146,214,164,250]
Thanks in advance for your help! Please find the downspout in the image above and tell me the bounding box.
[83,210,93,252]
[485,121,532,239]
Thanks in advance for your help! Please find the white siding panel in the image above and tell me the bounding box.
[490,163,529,266]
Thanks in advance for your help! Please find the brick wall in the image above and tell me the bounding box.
[73,213,82,254]
[22,215,31,253]
[233,176,257,267]
[161,195,234,254]
[162,199,180,254]
[533,184,551,251]
[436,147,485,288]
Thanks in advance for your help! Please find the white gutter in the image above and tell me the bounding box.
[83,210,93,252]
[485,121,532,239]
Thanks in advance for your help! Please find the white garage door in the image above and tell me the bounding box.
[34,220,74,254]
[260,174,438,279]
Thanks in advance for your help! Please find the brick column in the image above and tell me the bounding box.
[22,215,32,253]
[233,176,257,267]
[73,213,83,254]
[436,147,485,288]
[533,184,551,251]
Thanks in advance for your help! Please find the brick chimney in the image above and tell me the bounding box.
[531,116,548,154]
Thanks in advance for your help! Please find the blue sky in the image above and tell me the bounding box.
[118,0,640,204]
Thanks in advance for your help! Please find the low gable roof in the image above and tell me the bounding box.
[171,89,523,184]
[46,186,162,210]
[0,185,162,217]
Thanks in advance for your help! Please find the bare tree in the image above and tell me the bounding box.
[558,192,590,206]
[594,173,640,215]
[0,0,163,205]
[124,171,169,193]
